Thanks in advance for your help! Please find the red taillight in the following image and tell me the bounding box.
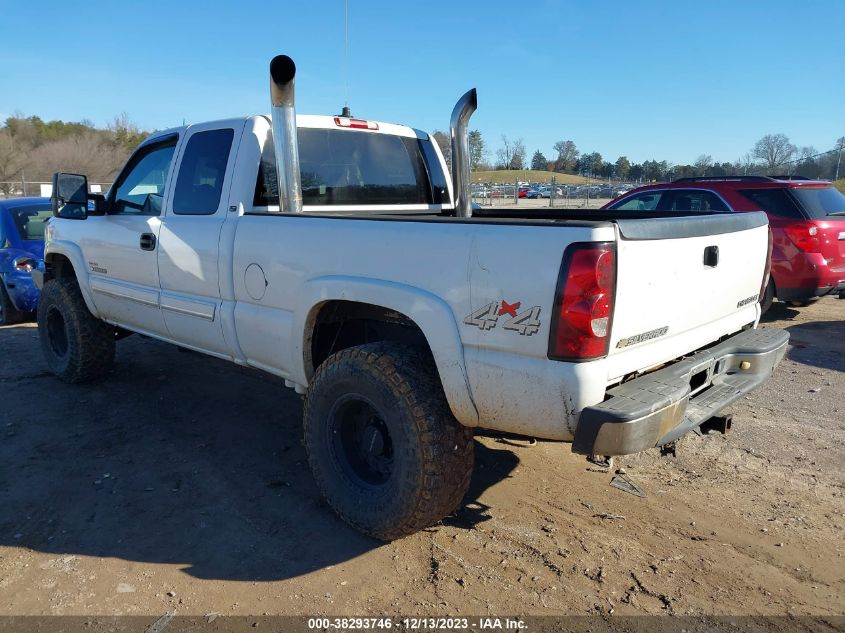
[549,243,616,361]
[783,221,821,253]
[334,117,379,130]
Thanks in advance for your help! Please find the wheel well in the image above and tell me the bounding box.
[44,254,76,281]
[306,301,432,377]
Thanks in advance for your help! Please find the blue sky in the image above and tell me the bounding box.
[2,0,843,165]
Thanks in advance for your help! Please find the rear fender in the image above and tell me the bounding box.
[295,275,479,427]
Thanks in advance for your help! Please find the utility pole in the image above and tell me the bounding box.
[836,138,844,182]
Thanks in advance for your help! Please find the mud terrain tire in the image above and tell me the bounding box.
[304,342,474,540]
[37,278,115,383]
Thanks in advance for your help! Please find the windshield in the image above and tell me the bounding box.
[10,205,52,240]
[791,187,845,219]
[254,128,449,208]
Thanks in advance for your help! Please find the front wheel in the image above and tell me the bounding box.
[303,342,474,540]
[37,278,115,383]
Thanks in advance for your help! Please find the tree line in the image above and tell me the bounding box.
[0,114,147,195]
[431,128,845,182]
[2,114,841,199]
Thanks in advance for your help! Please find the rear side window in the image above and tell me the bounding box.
[173,128,234,215]
[254,128,446,207]
[659,190,729,212]
[10,205,52,240]
[738,188,803,219]
[790,187,845,219]
[611,191,663,211]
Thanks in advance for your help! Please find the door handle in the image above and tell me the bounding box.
[140,233,157,251]
[703,245,719,267]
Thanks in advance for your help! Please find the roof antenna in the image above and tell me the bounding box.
[339,0,352,118]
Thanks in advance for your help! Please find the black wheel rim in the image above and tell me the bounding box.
[329,395,394,487]
[46,306,69,358]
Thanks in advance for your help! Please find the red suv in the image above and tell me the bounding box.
[603,176,845,312]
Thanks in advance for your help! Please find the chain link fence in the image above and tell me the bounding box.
[471,176,637,209]
[0,182,112,199]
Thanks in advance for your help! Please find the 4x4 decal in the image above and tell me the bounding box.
[464,300,542,336]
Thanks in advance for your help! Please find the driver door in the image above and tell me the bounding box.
[82,135,179,336]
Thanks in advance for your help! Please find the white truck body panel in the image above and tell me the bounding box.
[43,114,778,445]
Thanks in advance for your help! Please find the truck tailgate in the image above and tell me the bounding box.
[605,212,769,383]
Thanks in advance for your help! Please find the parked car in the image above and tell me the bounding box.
[523,188,543,199]
[0,197,51,324]
[602,176,845,311]
[533,186,564,199]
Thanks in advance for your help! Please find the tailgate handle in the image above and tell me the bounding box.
[703,245,719,267]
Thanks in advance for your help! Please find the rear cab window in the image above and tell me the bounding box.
[254,127,450,210]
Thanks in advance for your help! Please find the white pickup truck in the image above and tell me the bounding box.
[37,55,788,539]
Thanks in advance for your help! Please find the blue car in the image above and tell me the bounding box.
[0,197,52,324]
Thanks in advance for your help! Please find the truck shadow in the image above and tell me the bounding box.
[0,332,518,581]
[759,302,799,323]
[784,320,845,373]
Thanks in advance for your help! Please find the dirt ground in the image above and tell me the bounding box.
[0,297,843,623]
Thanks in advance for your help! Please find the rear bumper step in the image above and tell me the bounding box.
[572,328,789,456]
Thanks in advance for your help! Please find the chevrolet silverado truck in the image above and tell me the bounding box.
[37,55,788,539]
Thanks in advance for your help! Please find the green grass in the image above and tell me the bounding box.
[835,179,845,194]
[472,170,589,185]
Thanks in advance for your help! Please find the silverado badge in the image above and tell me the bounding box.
[616,326,669,349]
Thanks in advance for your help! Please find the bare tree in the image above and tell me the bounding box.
[735,153,755,175]
[0,129,29,195]
[552,139,578,172]
[496,135,514,170]
[510,138,526,170]
[791,146,818,176]
[752,134,796,172]
[26,133,129,182]
[432,130,451,169]
[694,154,713,176]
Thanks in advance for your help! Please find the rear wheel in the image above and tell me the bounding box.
[37,278,115,383]
[0,282,22,325]
[303,342,474,540]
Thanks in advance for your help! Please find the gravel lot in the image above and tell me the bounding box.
[0,297,842,623]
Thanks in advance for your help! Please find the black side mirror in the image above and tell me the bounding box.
[51,172,89,219]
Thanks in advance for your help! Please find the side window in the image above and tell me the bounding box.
[659,190,729,212]
[612,192,662,211]
[738,189,803,219]
[173,129,234,215]
[111,139,177,215]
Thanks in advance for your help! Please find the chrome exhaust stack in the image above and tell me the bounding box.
[269,55,303,213]
[449,88,477,218]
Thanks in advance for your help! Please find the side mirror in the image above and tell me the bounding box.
[51,172,89,219]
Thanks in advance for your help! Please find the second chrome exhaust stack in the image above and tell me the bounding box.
[269,55,303,213]
[450,88,477,218]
